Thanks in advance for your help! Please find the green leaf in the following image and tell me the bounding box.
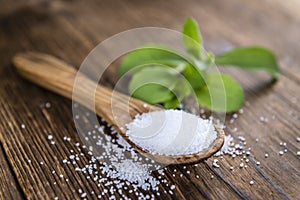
[164,79,192,109]
[182,17,203,59]
[128,66,178,104]
[215,47,280,79]
[183,64,206,89]
[196,73,244,112]
[118,46,188,77]
[164,98,180,109]
[173,79,191,97]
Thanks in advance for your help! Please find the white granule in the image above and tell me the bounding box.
[125,110,217,156]
[265,153,269,158]
[212,159,220,168]
[48,135,53,140]
[214,135,233,156]
[45,102,51,108]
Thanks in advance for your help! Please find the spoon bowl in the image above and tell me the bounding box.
[13,52,224,165]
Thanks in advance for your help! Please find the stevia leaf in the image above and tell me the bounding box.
[215,47,280,79]
[118,46,188,77]
[182,17,202,59]
[128,66,178,104]
[183,64,206,90]
[196,73,244,112]
[163,78,192,109]
[164,98,180,109]
[173,79,191,97]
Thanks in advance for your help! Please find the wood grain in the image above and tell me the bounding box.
[0,145,23,200]
[0,0,299,199]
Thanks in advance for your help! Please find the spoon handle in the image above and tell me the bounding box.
[13,52,156,132]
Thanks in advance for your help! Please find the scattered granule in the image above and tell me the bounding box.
[21,124,25,129]
[249,180,254,185]
[212,159,220,168]
[45,102,51,108]
[214,135,234,156]
[259,117,268,123]
[27,159,31,164]
[297,151,300,156]
[279,151,284,155]
[48,135,53,140]
[265,153,269,158]
[283,142,287,146]
[233,113,238,119]
[230,119,235,124]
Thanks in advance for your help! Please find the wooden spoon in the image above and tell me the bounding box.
[13,52,224,165]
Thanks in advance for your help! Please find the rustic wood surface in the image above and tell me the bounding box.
[0,0,299,199]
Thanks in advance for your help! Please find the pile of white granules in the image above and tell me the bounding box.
[125,109,217,156]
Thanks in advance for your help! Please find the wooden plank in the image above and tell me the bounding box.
[221,69,300,200]
[0,0,299,199]
[0,144,23,200]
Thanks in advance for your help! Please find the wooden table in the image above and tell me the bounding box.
[0,0,299,199]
